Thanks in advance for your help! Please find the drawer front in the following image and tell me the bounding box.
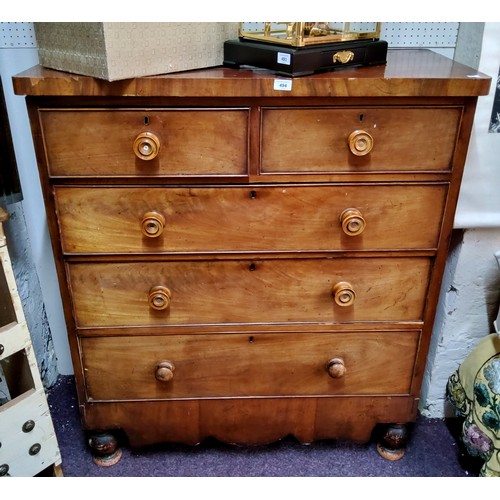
[68,257,431,327]
[39,108,249,177]
[0,322,31,360]
[261,107,461,173]
[54,184,447,254]
[0,388,61,476]
[81,331,420,400]
[0,389,58,466]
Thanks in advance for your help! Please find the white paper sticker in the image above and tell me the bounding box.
[277,52,291,65]
[274,79,293,91]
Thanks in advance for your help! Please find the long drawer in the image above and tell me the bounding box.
[67,257,431,327]
[261,106,461,173]
[54,184,447,254]
[80,331,420,401]
[38,108,249,177]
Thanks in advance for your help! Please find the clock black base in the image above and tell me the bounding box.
[223,38,388,77]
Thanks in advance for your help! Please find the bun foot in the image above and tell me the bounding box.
[88,432,122,467]
[376,423,408,461]
[377,442,405,461]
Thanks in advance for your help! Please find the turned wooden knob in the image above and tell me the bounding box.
[148,285,171,311]
[340,208,366,236]
[142,211,165,238]
[348,130,374,156]
[332,281,356,307]
[327,358,346,378]
[133,131,160,160]
[155,360,175,382]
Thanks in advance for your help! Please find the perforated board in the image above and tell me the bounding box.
[1,22,459,49]
[381,22,459,47]
[0,23,37,48]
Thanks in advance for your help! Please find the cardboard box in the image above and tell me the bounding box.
[34,22,239,81]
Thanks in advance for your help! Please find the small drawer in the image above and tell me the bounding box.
[54,183,447,254]
[68,257,431,328]
[80,330,420,400]
[261,106,461,174]
[39,108,249,177]
[0,389,56,462]
[0,388,60,477]
[0,322,31,360]
[0,434,60,477]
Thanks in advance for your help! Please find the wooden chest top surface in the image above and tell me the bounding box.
[13,49,491,98]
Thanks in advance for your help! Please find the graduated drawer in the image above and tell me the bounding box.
[80,331,420,400]
[261,106,462,173]
[38,108,249,177]
[68,257,431,328]
[54,184,447,254]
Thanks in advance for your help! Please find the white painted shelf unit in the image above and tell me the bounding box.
[0,207,62,477]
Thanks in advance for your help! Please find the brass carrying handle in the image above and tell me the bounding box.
[142,211,165,238]
[148,285,171,311]
[332,281,356,307]
[133,131,160,160]
[327,358,346,379]
[348,130,374,156]
[340,208,366,236]
[155,360,175,382]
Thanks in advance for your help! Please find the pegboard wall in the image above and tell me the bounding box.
[382,22,459,47]
[0,22,459,49]
[0,23,37,48]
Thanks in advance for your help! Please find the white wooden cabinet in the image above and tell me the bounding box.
[0,207,62,477]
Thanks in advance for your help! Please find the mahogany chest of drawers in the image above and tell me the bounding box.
[13,49,490,463]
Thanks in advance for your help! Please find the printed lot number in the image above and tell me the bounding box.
[274,79,293,91]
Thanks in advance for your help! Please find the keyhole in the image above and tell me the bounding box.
[249,336,254,343]
[250,190,257,199]
[249,263,256,271]
[144,116,150,125]
[359,113,364,122]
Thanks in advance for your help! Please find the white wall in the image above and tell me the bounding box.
[421,229,500,417]
[455,23,500,228]
[0,47,72,374]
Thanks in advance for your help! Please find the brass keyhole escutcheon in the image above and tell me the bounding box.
[333,50,354,64]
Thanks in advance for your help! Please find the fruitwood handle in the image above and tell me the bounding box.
[142,211,165,238]
[348,130,373,156]
[148,285,171,310]
[340,208,366,236]
[155,360,175,382]
[133,131,160,160]
[327,358,346,378]
[332,281,356,307]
